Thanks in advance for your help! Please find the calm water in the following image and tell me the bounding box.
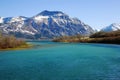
[0,41,120,80]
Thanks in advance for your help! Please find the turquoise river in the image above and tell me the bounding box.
[0,41,120,80]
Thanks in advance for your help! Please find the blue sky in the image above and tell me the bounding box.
[0,0,120,29]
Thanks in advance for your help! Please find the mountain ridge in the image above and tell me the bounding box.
[0,10,94,39]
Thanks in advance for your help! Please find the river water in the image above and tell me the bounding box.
[0,41,120,80]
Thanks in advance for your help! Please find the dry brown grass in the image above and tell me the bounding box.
[0,35,27,49]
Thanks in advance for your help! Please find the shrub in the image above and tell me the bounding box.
[0,35,26,49]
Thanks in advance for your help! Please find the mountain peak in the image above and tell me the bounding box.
[36,10,67,17]
[111,23,120,27]
[101,23,120,32]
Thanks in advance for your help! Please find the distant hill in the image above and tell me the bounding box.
[101,23,120,32]
[0,10,94,39]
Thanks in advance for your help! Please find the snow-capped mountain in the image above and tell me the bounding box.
[0,17,4,23]
[101,23,120,32]
[0,10,94,39]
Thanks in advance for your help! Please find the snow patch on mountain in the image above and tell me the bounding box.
[10,16,27,23]
[34,16,49,21]
[101,23,120,32]
[0,17,4,23]
[0,10,95,39]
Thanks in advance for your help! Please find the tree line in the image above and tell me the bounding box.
[53,30,120,44]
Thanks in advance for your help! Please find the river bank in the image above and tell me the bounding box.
[53,30,120,45]
[0,43,33,51]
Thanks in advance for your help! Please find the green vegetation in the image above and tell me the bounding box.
[0,34,32,50]
[90,30,120,38]
[53,30,120,44]
[88,30,120,44]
